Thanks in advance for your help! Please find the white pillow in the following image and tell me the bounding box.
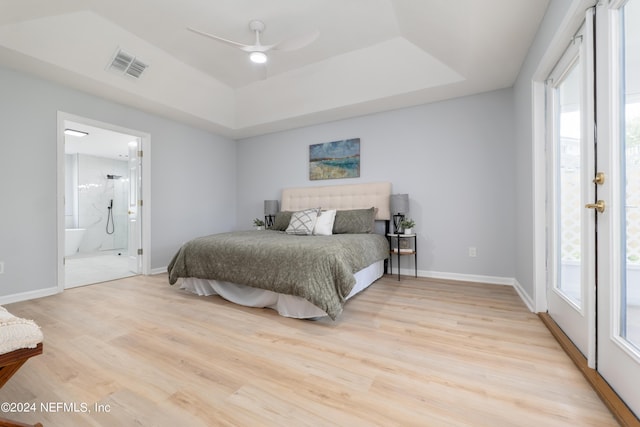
[285,208,320,235]
[313,210,337,235]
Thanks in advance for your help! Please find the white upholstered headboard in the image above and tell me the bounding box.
[281,182,391,220]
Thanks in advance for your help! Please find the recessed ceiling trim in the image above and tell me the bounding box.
[0,2,550,138]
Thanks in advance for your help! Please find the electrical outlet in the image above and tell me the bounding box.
[0,261,4,274]
[468,247,477,257]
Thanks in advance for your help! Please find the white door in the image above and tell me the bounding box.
[128,139,142,274]
[594,0,640,416]
[546,17,596,364]
[546,1,640,417]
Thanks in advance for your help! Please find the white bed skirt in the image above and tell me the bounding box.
[180,260,385,319]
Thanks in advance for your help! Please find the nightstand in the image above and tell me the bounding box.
[387,233,417,281]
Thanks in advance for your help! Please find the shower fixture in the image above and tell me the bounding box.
[106,199,115,235]
[106,174,122,180]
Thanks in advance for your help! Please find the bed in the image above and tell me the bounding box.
[168,182,391,319]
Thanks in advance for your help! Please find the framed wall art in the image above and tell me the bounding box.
[309,138,360,180]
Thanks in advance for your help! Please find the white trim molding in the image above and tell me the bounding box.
[151,267,169,275]
[56,111,152,293]
[531,0,599,314]
[158,264,528,306]
[1,267,537,315]
[411,269,515,286]
[395,268,535,311]
[0,286,59,306]
[513,279,536,312]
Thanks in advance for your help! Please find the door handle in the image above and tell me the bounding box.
[593,172,605,185]
[585,200,605,213]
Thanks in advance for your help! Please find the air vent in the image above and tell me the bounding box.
[108,49,148,79]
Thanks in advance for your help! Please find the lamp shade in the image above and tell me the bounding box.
[264,200,279,215]
[390,194,409,214]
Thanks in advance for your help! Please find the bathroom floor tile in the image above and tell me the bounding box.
[65,251,136,288]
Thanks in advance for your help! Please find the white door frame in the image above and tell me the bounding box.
[533,0,597,313]
[594,0,640,415]
[543,15,597,364]
[56,111,151,292]
[534,0,640,417]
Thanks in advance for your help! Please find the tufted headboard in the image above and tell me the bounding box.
[280,182,391,220]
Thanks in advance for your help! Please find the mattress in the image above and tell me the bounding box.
[180,260,384,318]
[168,230,389,319]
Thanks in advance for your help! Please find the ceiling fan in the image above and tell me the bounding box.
[188,20,319,64]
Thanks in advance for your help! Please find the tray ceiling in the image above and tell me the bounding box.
[0,0,549,138]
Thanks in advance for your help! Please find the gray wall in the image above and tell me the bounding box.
[237,89,516,280]
[513,0,574,300]
[0,66,236,298]
[0,0,574,301]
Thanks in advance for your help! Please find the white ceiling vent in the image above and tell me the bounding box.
[108,49,148,79]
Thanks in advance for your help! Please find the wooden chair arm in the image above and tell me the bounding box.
[0,416,43,427]
[0,343,44,427]
[0,343,43,389]
[0,344,43,366]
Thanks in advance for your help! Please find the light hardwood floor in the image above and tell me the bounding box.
[1,274,619,426]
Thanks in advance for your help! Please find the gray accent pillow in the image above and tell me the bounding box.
[333,207,376,234]
[272,211,293,231]
[286,208,320,235]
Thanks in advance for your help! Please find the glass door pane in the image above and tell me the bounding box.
[622,0,640,351]
[557,60,583,308]
[546,21,592,360]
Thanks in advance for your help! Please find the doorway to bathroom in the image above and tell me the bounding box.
[57,113,150,289]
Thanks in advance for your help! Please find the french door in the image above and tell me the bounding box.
[547,0,640,418]
[594,0,640,415]
[547,16,596,364]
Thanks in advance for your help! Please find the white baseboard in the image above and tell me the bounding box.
[0,268,536,315]
[393,268,535,312]
[512,279,535,312]
[396,268,515,286]
[150,267,168,275]
[0,286,60,306]
[0,270,168,305]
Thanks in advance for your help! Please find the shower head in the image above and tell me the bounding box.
[106,174,122,180]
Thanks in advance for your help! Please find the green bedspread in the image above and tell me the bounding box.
[167,230,389,319]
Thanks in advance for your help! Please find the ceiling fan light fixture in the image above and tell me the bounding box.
[249,51,267,64]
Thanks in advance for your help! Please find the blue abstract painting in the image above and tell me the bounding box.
[309,138,360,180]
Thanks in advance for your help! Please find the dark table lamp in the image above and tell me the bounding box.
[390,194,409,234]
[264,200,279,229]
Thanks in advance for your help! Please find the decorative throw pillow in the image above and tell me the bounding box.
[286,208,320,235]
[272,211,293,231]
[332,207,376,234]
[313,210,337,236]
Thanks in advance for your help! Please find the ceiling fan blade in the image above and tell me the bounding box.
[239,44,275,53]
[187,27,250,49]
[272,30,319,52]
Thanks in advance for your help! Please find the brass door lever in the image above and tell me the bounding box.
[585,200,605,213]
[593,172,605,185]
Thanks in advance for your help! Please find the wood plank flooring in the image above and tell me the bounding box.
[0,274,619,426]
